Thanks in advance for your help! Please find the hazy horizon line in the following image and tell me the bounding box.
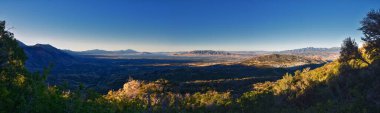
[19,40,340,53]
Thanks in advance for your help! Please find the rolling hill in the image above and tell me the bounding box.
[18,41,77,71]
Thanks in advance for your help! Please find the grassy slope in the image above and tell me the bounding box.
[239,59,380,113]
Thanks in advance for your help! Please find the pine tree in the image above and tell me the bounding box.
[359,9,380,61]
[339,37,368,64]
[0,20,31,112]
[0,21,56,113]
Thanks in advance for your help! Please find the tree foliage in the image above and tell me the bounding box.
[339,37,369,65]
[360,9,380,60]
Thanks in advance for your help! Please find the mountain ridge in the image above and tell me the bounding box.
[17,41,77,71]
[66,49,153,56]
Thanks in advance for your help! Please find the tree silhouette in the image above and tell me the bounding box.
[359,9,380,60]
[339,37,368,64]
[0,20,29,112]
[0,21,54,113]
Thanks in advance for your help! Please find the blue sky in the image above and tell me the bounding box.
[1,0,379,52]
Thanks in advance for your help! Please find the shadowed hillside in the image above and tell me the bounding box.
[18,42,77,71]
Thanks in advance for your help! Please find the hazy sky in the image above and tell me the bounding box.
[1,0,379,52]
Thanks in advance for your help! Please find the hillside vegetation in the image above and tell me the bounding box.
[1,10,380,113]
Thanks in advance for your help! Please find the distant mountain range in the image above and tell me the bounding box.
[277,47,340,54]
[64,49,152,56]
[174,50,235,56]
[241,54,326,68]
[16,40,340,71]
[17,41,77,71]
[172,47,340,60]
[275,47,340,61]
[17,41,152,71]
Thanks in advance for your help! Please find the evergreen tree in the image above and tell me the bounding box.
[339,37,368,64]
[0,21,56,113]
[359,9,380,60]
[0,20,30,112]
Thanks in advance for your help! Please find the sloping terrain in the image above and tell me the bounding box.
[276,47,340,61]
[241,54,326,68]
[18,41,77,71]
